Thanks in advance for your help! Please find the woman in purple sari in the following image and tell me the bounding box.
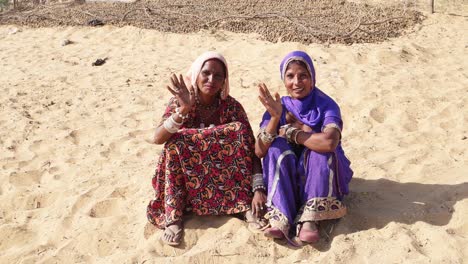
[254,51,353,244]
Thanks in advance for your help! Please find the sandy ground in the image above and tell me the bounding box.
[0,10,467,264]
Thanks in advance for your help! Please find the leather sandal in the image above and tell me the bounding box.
[162,222,183,246]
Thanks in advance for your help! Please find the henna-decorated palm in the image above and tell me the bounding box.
[167,73,196,114]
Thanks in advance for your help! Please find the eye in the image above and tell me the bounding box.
[214,74,224,81]
[201,70,210,77]
[300,73,309,80]
[286,73,294,79]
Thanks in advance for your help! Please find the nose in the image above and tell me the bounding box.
[207,74,214,82]
[292,75,300,85]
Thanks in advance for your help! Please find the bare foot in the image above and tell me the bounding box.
[162,221,183,246]
[298,221,319,243]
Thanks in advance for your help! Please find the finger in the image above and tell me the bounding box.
[274,92,281,102]
[167,85,177,95]
[184,76,196,95]
[258,96,268,107]
[258,83,267,95]
[251,205,256,216]
[258,85,270,101]
[178,74,188,92]
[188,84,195,95]
[171,74,180,89]
[264,86,272,98]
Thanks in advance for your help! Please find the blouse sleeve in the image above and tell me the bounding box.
[158,97,178,127]
[321,116,343,134]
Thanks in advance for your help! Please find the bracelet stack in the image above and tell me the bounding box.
[285,126,302,145]
[258,128,277,144]
[163,108,190,134]
[252,173,266,192]
[163,114,183,133]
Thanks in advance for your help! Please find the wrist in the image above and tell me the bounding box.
[175,107,190,121]
[252,173,265,193]
[254,188,266,194]
[258,127,277,144]
[178,106,190,115]
[269,116,281,124]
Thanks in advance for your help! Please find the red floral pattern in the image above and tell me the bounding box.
[147,96,255,228]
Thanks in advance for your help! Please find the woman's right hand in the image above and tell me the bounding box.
[167,73,195,114]
[258,83,282,118]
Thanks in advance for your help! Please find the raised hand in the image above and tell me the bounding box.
[258,83,282,119]
[167,73,195,114]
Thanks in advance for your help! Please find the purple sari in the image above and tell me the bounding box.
[260,51,353,239]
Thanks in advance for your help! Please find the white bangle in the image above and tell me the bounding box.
[163,115,181,133]
[170,113,183,126]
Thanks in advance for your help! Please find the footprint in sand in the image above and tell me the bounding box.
[29,139,56,157]
[9,170,43,187]
[143,222,158,240]
[22,191,59,210]
[88,199,122,218]
[0,225,36,251]
[66,130,80,145]
[369,106,387,123]
[128,129,152,139]
[61,186,99,229]
[109,186,131,199]
[66,124,106,146]
[401,114,419,133]
[121,118,139,129]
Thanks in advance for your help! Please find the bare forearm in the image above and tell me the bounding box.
[255,117,280,158]
[252,155,263,174]
[296,130,340,153]
[153,112,186,144]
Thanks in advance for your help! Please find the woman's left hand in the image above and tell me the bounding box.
[252,189,267,217]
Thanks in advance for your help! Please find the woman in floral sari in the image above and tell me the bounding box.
[147,51,266,246]
[255,51,353,244]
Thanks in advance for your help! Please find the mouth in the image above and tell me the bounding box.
[204,84,216,90]
[292,87,304,93]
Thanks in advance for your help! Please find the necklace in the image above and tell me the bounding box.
[196,103,220,128]
[195,96,220,128]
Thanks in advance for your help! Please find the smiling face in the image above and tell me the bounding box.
[283,61,314,99]
[196,59,226,99]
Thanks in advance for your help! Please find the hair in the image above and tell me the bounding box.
[286,60,311,77]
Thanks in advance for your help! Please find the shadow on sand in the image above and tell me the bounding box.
[146,178,468,251]
[313,178,468,251]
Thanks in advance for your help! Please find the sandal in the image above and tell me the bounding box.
[264,227,285,239]
[161,222,183,246]
[244,210,268,230]
[298,221,320,244]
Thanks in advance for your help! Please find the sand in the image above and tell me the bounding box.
[0,8,467,264]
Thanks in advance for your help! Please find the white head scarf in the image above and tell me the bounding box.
[186,51,230,100]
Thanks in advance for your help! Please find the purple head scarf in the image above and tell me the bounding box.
[280,50,316,82]
[261,51,342,131]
